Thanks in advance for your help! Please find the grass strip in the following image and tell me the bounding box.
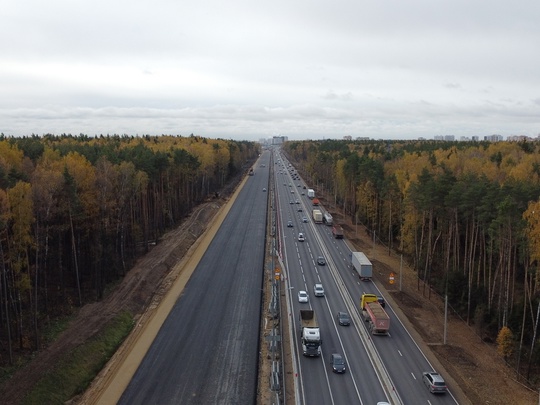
[22,311,134,405]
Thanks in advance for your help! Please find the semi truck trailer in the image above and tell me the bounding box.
[312,209,323,224]
[351,251,372,281]
[299,309,321,356]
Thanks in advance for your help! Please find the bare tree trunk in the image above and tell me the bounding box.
[0,236,13,364]
[527,300,540,380]
[69,205,82,307]
[516,265,528,379]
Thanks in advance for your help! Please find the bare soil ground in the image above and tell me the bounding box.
[0,174,537,405]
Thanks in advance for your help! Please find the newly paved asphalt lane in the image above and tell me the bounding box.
[119,153,271,404]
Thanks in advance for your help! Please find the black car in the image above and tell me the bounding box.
[317,256,326,265]
[287,221,293,227]
[337,311,350,326]
[377,296,386,308]
[330,353,346,373]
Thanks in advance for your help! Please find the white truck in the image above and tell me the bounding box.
[307,189,315,199]
[299,309,321,356]
[312,209,323,224]
[352,252,372,281]
[323,212,333,226]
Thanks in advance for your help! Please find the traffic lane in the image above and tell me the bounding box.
[285,245,333,405]
[315,299,382,404]
[282,221,356,404]
[312,263,389,404]
[337,270,459,404]
[374,316,459,404]
[294,232,388,405]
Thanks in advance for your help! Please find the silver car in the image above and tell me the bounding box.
[314,283,324,297]
[422,371,447,394]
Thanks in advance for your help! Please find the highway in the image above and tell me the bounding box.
[118,152,272,404]
[275,150,461,404]
[113,147,463,405]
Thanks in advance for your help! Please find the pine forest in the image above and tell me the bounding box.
[0,133,260,366]
[282,138,540,384]
[2,134,540,386]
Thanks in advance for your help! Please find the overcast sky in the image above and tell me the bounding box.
[2,0,539,141]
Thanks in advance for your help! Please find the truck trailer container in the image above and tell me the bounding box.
[299,309,321,356]
[307,189,315,199]
[312,209,323,224]
[360,294,390,335]
[351,252,372,281]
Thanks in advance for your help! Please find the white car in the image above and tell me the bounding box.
[298,233,305,242]
[314,283,325,297]
[298,290,309,303]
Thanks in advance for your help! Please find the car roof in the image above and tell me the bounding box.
[425,372,444,381]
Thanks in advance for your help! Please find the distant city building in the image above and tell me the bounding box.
[356,137,370,141]
[484,134,504,142]
[272,136,288,144]
[434,135,455,141]
[343,135,352,141]
[471,136,480,142]
[507,135,532,142]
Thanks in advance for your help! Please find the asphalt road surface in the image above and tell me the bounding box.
[118,152,271,404]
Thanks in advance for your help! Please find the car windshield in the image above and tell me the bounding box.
[434,381,445,386]
[333,356,344,364]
